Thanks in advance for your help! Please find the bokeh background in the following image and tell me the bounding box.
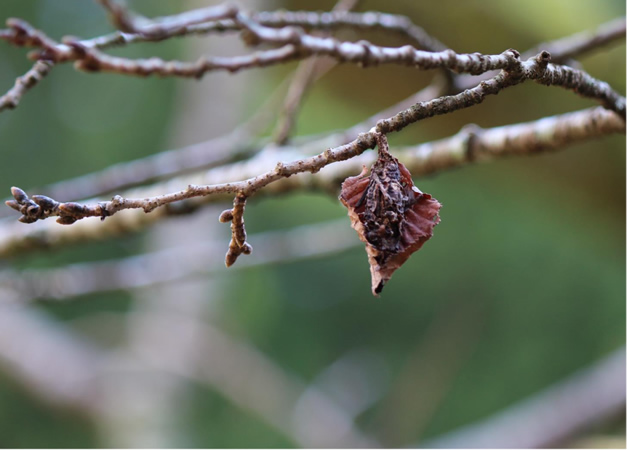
[0,0,624,448]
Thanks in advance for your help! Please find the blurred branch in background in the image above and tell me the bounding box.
[376,299,487,445]
[0,219,358,303]
[0,302,622,447]
[422,346,626,448]
[0,302,375,447]
[0,305,100,409]
[272,0,362,146]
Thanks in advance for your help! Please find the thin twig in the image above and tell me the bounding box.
[220,194,252,267]
[523,17,626,63]
[0,60,53,112]
[405,106,626,168]
[7,20,622,118]
[2,17,519,76]
[375,51,626,136]
[272,58,335,145]
[454,17,627,92]
[250,10,447,52]
[0,106,622,258]
[1,10,621,115]
[97,0,238,38]
[0,79,443,218]
[0,79,442,222]
[87,10,626,63]
[98,1,447,51]
[97,0,141,32]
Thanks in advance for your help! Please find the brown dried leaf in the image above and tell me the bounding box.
[339,134,441,296]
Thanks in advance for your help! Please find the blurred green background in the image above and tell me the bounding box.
[0,0,624,448]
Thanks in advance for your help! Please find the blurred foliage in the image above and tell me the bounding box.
[0,0,624,447]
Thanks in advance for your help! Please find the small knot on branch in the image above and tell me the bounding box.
[63,39,88,58]
[375,119,390,134]
[98,202,110,221]
[6,18,61,61]
[239,28,261,46]
[505,48,521,60]
[274,161,289,176]
[501,48,522,71]
[66,41,102,72]
[536,50,552,66]
[58,202,88,218]
[460,123,484,162]
[281,26,305,45]
[356,40,374,67]
[218,209,234,222]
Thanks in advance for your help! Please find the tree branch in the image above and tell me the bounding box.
[2,16,520,77]
[248,9,447,52]
[97,0,237,38]
[454,16,626,92]
[1,9,621,116]
[523,17,626,63]
[0,106,622,259]
[421,347,626,448]
[0,219,356,303]
[0,80,443,224]
[19,79,445,210]
[98,1,447,51]
[375,52,626,137]
[0,60,53,112]
[0,305,100,408]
